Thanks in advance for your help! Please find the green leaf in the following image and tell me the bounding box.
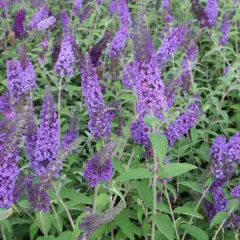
[227,199,240,213]
[179,181,203,194]
[114,168,151,182]
[0,208,13,221]
[36,212,51,235]
[152,214,174,240]
[180,224,209,240]
[210,211,229,229]
[144,114,161,127]
[37,236,56,240]
[135,180,152,208]
[158,163,197,179]
[60,188,92,204]
[56,231,73,240]
[173,206,203,219]
[150,133,168,166]
[118,93,137,102]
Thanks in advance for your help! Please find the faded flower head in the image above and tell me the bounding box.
[84,142,117,187]
[12,9,27,39]
[0,93,16,119]
[122,63,135,89]
[219,15,230,45]
[54,36,75,78]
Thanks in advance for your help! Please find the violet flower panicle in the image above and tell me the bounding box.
[37,16,56,31]
[72,0,82,16]
[33,87,59,176]
[81,53,112,138]
[12,9,27,39]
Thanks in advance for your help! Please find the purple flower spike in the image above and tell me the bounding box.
[156,24,188,69]
[12,9,27,39]
[0,93,16,119]
[61,111,78,150]
[162,0,173,23]
[122,63,135,89]
[37,16,56,30]
[54,36,75,78]
[81,53,112,138]
[84,142,117,187]
[60,11,71,35]
[33,87,59,176]
[201,0,218,28]
[231,185,240,200]
[7,60,26,100]
[109,27,128,58]
[219,16,230,45]
[227,131,240,163]
[72,0,82,16]
[165,100,200,146]
[28,4,49,30]
[117,0,132,28]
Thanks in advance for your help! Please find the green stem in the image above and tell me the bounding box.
[40,211,48,238]
[58,77,63,146]
[151,147,158,240]
[52,182,75,230]
[92,185,99,213]
[50,202,62,234]
[164,182,180,240]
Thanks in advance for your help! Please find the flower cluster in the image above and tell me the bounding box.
[61,111,78,150]
[219,16,230,45]
[122,63,135,89]
[165,100,200,146]
[0,93,16,119]
[84,142,117,187]
[109,27,129,58]
[227,131,240,163]
[37,16,56,31]
[72,0,82,16]
[54,36,75,78]
[32,88,59,176]
[12,9,27,39]
[81,53,112,138]
[28,4,49,30]
[201,0,218,28]
[156,24,188,68]
[231,185,240,199]
[60,11,71,35]
[162,0,173,23]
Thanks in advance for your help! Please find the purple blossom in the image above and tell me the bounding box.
[219,16,230,45]
[164,76,179,109]
[231,185,240,199]
[96,0,104,3]
[60,11,70,35]
[109,27,128,58]
[84,142,117,187]
[156,24,188,68]
[227,131,240,163]
[201,0,218,28]
[12,9,27,39]
[28,4,49,30]
[81,53,112,138]
[61,112,78,150]
[224,67,231,77]
[165,100,200,146]
[203,199,216,222]
[109,0,118,15]
[116,0,132,28]
[134,55,167,113]
[72,0,82,16]
[37,16,56,30]
[24,59,37,90]
[33,88,59,176]
[162,0,173,23]
[209,136,236,181]
[54,36,75,78]
[131,115,150,147]
[0,93,16,119]
[211,181,228,213]
[7,60,27,99]
[122,63,135,89]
